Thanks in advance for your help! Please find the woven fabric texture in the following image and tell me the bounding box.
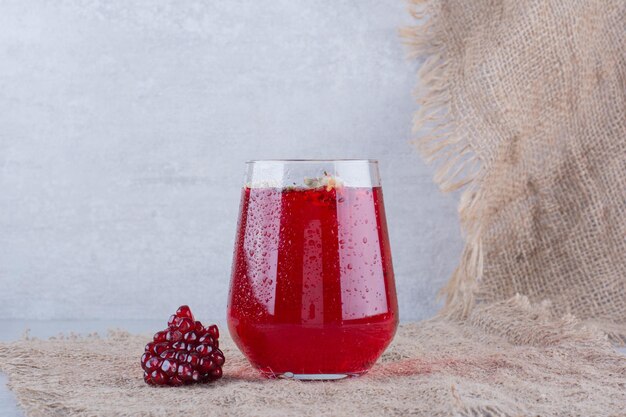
[405,0,626,342]
[1,297,625,417]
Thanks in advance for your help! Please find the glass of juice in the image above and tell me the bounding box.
[227,159,398,379]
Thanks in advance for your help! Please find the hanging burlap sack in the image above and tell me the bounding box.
[405,0,626,343]
[0,1,625,416]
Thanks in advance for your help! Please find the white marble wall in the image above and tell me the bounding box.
[0,0,462,321]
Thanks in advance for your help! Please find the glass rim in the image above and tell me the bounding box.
[246,159,378,164]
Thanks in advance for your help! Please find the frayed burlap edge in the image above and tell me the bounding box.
[401,0,485,321]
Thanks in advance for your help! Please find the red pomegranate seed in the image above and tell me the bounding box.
[183,331,197,342]
[168,376,184,386]
[150,370,167,385]
[199,357,215,373]
[177,318,194,333]
[191,370,201,382]
[213,350,225,367]
[198,334,214,346]
[160,359,178,377]
[141,305,224,386]
[153,330,168,343]
[175,305,194,321]
[178,363,194,381]
[186,353,200,367]
[145,356,162,372]
[166,330,183,342]
[147,342,168,356]
[196,344,213,357]
[141,352,151,368]
[160,349,177,360]
[209,367,222,379]
[171,341,186,351]
[208,325,219,339]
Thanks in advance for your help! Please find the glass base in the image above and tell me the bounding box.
[267,371,366,380]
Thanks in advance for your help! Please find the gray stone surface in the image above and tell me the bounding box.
[0,0,462,322]
[0,374,22,417]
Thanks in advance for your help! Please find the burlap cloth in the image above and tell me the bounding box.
[0,297,624,416]
[1,0,626,415]
[405,0,626,344]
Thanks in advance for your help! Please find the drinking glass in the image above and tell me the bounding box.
[227,160,398,379]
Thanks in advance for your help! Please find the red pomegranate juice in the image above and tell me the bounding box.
[227,185,398,376]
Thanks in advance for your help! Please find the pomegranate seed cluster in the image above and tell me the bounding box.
[141,305,224,386]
